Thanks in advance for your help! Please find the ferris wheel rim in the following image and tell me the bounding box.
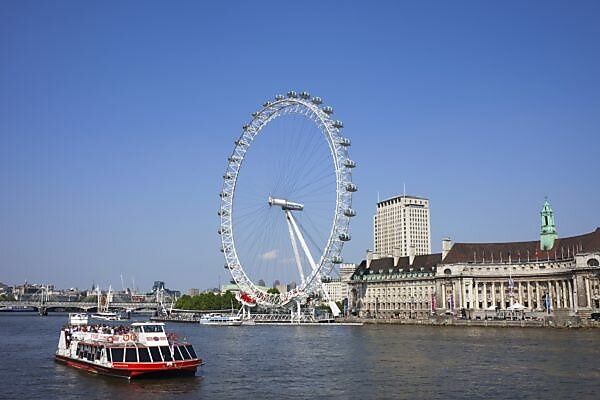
[219,91,355,308]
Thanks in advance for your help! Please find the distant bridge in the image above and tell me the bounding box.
[0,300,159,313]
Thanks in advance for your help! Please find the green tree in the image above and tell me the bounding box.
[267,287,280,294]
[175,291,240,311]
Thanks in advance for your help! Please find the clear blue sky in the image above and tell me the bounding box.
[1,1,599,292]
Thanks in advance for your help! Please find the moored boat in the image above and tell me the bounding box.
[199,313,242,326]
[55,321,203,379]
[90,311,123,321]
[69,313,89,325]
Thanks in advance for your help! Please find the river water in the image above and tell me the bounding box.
[0,313,598,399]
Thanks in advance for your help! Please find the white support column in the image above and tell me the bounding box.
[491,282,496,308]
[500,281,505,309]
[442,285,446,310]
[518,281,523,305]
[536,281,541,310]
[527,282,533,310]
[585,277,592,308]
[483,282,487,308]
[561,280,567,309]
[568,279,575,312]
[285,213,306,285]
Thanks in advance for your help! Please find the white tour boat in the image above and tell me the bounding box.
[55,321,203,379]
[199,313,242,326]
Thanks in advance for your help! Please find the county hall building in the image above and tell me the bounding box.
[348,200,600,320]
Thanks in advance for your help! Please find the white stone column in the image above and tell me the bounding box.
[585,277,592,308]
[461,280,467,309]
[568,279,575,311]
[554,281,564,308]
[483,282,487,308]
[442,285,446,310]
[536,281,541,310]
[556,281,561,308]
[561,280,567,308]
[473,282,478,309]
[491,282,496,307]
[518,281,523,304]
[500,281,505,309]
[527,282,533,310]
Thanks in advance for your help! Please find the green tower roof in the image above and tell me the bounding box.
[540,199,557,250]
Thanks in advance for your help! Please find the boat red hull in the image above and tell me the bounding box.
[55,354,202,379]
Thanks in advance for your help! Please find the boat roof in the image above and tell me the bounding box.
[131,322,165,326]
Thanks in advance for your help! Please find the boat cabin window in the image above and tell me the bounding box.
[110,348,125,362]
[106,348,112,362]
[179,345,192,360]
[160,346,173,361]
[138,347,151,362]
[185,345,197,359]
[173,346,183,361]
[149,346,162,362]
[125,347,137,362]
[142,325,164,333]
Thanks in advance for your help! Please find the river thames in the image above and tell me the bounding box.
[0,313,598,399]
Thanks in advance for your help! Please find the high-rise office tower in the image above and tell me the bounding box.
[373,195,431,257]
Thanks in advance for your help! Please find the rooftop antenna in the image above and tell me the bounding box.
[120,274,125,292]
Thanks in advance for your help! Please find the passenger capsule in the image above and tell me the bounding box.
[338,137,351,146]
[275,94,284,101]
[223,172,233,180]
[243,124,249,130]
[299,91,311,99]
[251,111,260,117]
[287,90,298,98]
[235,139,248,146]
[332,255,343,264]
[311,97,323,105]
[332,120,343,128]
[346,183,358,192]
[343,159,356,168]
[228,156,240,163]
[217,209,229,216]
[219,192,229,198]
[263,101,272,107]
[322,106,334,114]
[344,208,357,217]
[339,233,351,241]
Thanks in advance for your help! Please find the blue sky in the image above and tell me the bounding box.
[1,1,599,292]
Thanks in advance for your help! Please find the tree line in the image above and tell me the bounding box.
[175,291,240,311]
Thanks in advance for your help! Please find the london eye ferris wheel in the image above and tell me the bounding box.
[218,91,356,310]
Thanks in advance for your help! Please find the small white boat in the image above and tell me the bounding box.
[91,312,123,321]
[69,313,89,325]
[91,286,124,321]
[199,313,242,326]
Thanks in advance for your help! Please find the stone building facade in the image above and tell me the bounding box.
[350,201,600,319]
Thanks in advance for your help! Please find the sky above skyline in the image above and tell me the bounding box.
[1,1,599,292]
